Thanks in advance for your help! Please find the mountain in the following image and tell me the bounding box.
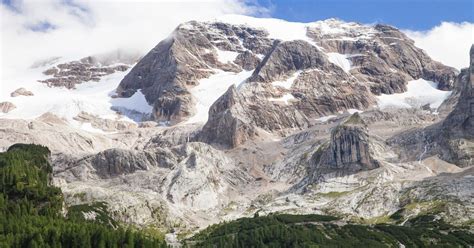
[0,15,472,244]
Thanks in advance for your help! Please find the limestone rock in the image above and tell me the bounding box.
[73,111,138,132]
[10,87,34,97]
[442,44,474,139]
[197,85,258,148]
[39,56,131,89]
[0,102,16,113]
[317,113,379,172]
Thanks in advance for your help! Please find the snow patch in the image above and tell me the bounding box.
[347,109,363,114]
[327,53,351,73]
[1,65,152,124]
[316,115,337,122]
[268,93,295,105]
[185,69,253,124]
[79,123,107,134]
[110,90,153,114]
[377,79,451,110]
[215,49,239,64]
[272,71,301,89]
[217,15,318,47]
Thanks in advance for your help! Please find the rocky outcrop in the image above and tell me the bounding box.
[0,102,16,113]
[442,45,474,138]
[10,87,34,97]
[197,85,258,148]
[234,50,261,70]
[248,40,327,82]
[39,58,130,89]
[316,113,379,171]
[292,113,381,188]
[73,112,138,132]
[435,45,474,166]
[55,148,176,180]
[163,142,250,210]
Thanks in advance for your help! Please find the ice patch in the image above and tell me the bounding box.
[217,15,318,47]
[377,79,451,110]
[347,109,363,114]
[110,90,152,114]
[186,69,253,124]
[0,64,152,123]
[269,93,295,105]
[327,53,351,73]
[316,115,337,122]
[272,71,301,89]
[215,49,239,64]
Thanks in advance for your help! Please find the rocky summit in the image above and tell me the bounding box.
[0,15,472,244]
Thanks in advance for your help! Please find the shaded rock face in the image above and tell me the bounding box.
[249,40,327,82]
[10,88,34,97]
[388,45,473,167]
[57,148,176,180]
[318,114,379,171]
[39,59,130,89]
[293,114,380,188]
[0,102,16,113]
[436,44,474,166]
[116,21,271,124]
[320,125,378,171]
[443,45,474,138]
[91,149,155,178]
[197,86,258,148]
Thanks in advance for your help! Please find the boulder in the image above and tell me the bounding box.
[0,102,16,113]
[10,88,34,97]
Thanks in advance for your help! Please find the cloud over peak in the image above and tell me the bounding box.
[0,0,266,80]
[406,22,474,70]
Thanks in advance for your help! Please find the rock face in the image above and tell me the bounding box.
[436,45,474,166]
[0,102,16,113]
[116,21,270,124]
[55,148,176,180]
[117,19,455,130]
[299,113,380,188]
[318,113,379,171]
[197,85,257,148]
[10,87,34,97]
[88,149,160,178]
[73,112,138,132]
[442,45,474,138]
[39,57,130,89]
[308,21,457,93]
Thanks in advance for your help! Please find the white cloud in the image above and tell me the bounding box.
[405,22,474,70]
[0,0,266,92]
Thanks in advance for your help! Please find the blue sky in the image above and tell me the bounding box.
[252,0,474,30]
